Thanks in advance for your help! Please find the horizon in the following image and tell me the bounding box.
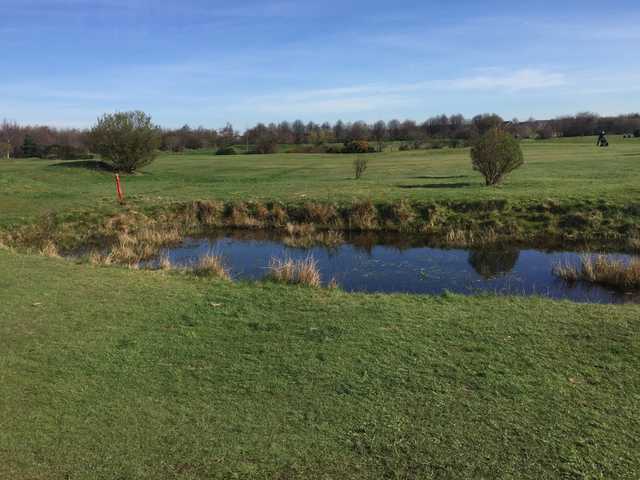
[2,0,640,128]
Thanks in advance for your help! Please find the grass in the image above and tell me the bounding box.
[1,249,639,478]
[1,136,639,228]
[2,137,640,477]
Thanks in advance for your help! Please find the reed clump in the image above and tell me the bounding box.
[39,240,60,258]
[191,254,231,280]
[554,255,640,290]
[268,256,321,287]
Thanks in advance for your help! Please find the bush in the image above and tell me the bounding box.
[255,138,278,154]
[634,129,640,138]
[89,111,160,173]
[471,128,524,186]
[353,157,368,179]
[216,146,237,155]
[343,140,374,154]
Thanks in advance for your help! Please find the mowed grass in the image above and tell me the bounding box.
[1,249,639,479]
[1,136,639,227]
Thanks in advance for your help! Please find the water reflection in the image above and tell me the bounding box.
[468,248,520,279]
[151,229,639,304]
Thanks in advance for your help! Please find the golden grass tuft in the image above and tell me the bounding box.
[270,204,289,226]
[191,254,231,280]
[158,255,172,270]
[39,240,60,258]
[554,255,640,290]
[304,202,337,224]
[193,200,224,225]
[286,223,316,236]
[268,256,321,287]
[349,200,378,230]
[390,199,416,225]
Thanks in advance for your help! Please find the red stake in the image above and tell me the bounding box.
[115,174,124,203]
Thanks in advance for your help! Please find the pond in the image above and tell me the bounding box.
[150,230,639,304]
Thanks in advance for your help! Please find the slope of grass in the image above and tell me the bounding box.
[1,249,639,479]
[1,136,639,228]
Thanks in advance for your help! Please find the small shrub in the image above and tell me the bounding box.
[216,146,237,155]
[353,157,368,179]
[634,129,640,138]
[471,128,524,186]
[343,140,373,154]
[255,138,278,154]
[398,143,412,151]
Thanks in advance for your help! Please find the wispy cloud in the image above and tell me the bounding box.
[450,69,568,91]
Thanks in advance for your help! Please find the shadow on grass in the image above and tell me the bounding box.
[397,182,473,189]
[49,160,114,172]
[411,175,468,180]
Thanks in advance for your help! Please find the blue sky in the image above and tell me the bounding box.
[1,0,640,128]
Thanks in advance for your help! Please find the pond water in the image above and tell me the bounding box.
[151,230,639,304]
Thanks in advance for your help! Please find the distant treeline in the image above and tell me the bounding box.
[2,112,639,158]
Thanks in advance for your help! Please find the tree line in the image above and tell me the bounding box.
[2,112,639,159]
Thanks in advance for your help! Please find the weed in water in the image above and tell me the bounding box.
[554,255,640,290]
[268,256,321,287]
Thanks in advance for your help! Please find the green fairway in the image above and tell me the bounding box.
[2,137,640,478]
[1,249,639,479]
[1,136,639,227]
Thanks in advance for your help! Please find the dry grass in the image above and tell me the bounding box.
[304,202,338,224]
[270,204,289,226]
[191,254,231,280]
[268,256,321,287]
[554,255,640,290]
[39,240,60,258]
[390,199,416,225]
[349,200,378,230]
[286,223,316,237]
[158,255,172,271]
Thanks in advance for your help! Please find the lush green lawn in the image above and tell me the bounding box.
[1,249,639,479]
[2,137,640,478]
[1,136,639,227]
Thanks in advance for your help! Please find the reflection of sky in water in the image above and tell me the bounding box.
[153,231,639,305]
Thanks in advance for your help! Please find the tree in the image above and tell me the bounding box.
[0,141,10,160]
[21,135,40,157]
[89,111,160,173]
[471,128,524,186]
[371,121,387,152]
[472,113,504,136]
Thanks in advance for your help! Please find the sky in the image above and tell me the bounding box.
[1,0,640,128]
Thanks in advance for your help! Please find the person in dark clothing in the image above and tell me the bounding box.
[597,131,609,147]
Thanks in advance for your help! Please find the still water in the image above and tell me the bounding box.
[152,230,639,304]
